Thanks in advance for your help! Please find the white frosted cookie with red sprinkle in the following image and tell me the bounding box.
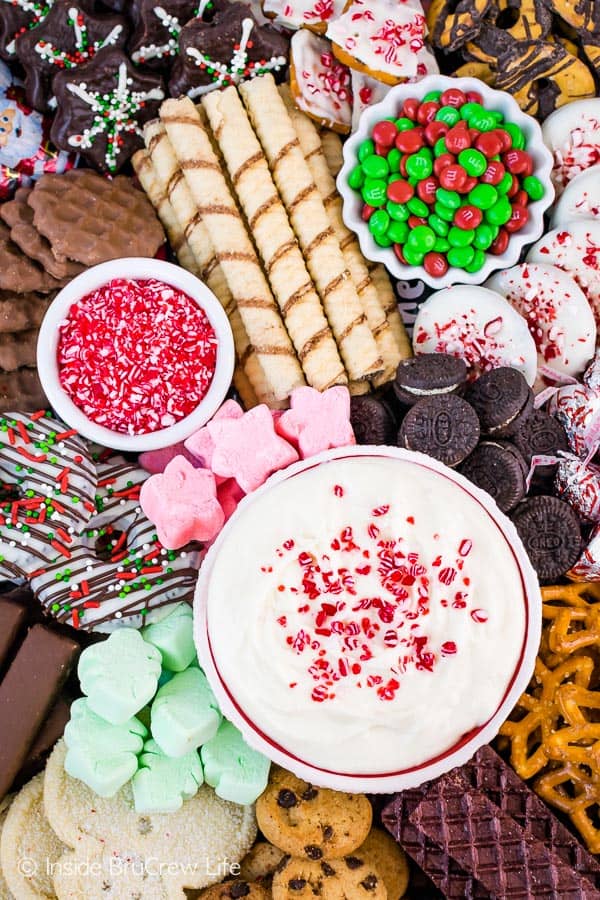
[413,285,538,385]
[552,166,600,227]
[290,29,352,132]
[262,0,346,31]
[527,221,600,327]
[327,0,431,84]
[542,99,600,195]
[485,263,596,381]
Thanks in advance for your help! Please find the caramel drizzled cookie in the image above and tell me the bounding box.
[256,767,372,860]
[14,0,128,112]
[168,3,289,99]
[51,47,164,172]
[272,854,387,899]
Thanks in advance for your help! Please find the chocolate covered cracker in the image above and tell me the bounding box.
[168,3,288,99]
[0,221,64,293]
[15,1,128,112]
[51,47,164,172]
[0,367,46,412]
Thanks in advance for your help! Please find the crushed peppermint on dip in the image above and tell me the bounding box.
[57,278,218,435]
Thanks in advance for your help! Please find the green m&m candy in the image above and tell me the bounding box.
[362,155,389,179]
[460,101,482,121]
[395,117,415,131]
[469,183,498,210]
[522,175,545,200]
[435,106,460,126]
[358,139,375,162]
[448,226,475,247]
[347,165,364,190]
[433,137,448,157]
[433,237,450,253]
[505,122,525,149]
[434,201,455,221]
[485,196,512,226]
[407,225,436,252]
[368,208,390,237]
[407,196,429,217]
[465,248,486,272]
[387,148,402,172]
[403,244,425,266]
[447,245,475,268]
[422,90,442,102]
[387,220,409,244]
[436,188,461,209]
[387,200,409,221]
[374,232,393,247]
[362,178,387,206]
[458,148,487,177]
[496,171,514,195]
[406,152,433,179]
[473,222,495,250]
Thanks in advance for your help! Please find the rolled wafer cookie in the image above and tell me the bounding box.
[143,119,275,406]
[202,87,347,392]
[239,74,383,383]
[233,365,259,409]
[280,85,401,385]
[349,379,372,395]
[319,127,412,363]
[132,148,201,277]
[159,97,305,403]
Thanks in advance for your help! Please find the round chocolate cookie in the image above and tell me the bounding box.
[398,395,480,468]
[394,353,467,406]
[459,441,527,513]
[465,367,533,436]
[511,409,568,476]
[350,396,396,445]
[510,495,583,582]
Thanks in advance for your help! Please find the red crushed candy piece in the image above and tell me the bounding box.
[57,278,218,435]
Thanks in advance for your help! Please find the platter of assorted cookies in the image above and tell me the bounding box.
[1,0,600,897]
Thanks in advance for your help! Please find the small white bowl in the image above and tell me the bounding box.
[37,257,235,452]
[337,74,555,289]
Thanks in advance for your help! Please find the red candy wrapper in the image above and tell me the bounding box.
[569,525,600,581]
[554,455,600,523]
[0,60,76,199]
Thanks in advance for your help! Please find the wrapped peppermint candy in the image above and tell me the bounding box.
[569,525,600,581]
[0,59,75,199]
[554,455,600,522]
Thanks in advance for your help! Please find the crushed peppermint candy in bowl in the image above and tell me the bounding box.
[37,257,234,452]
[195,444,541,793]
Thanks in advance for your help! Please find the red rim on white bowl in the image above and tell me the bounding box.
[337,75,555,290]
[194,445,541,793]
[36,257,235,453]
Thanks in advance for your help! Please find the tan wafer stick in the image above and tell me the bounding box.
[159,97,305,403]
[233,365,259,409]
[317,127,412,364]
[280,86,400,385]
[132,148,199,276]
[202,87,347,392]
[238,75,382,383]
[349,380,371,395]
[143,119,275,405]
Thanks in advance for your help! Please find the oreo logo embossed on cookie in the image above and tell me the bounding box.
[399,394,480,468]
[460,441,527,513]
[394,353,467,407]
[510,495,582,582]
[465,367,533,436]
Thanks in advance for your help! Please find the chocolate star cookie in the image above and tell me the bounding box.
[51,47,164,173]
[15,1,128,112]
[129,0,215,66]
[168,2,288,99]
[0,0,53,60]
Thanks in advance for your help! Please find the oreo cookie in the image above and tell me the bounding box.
[510,495,583,582]
[398,394,480,468]
[511,409,568,477]
[350,396,396,445]
[393,353,467,407]
[465,367,533,436]
[459,441,527,513]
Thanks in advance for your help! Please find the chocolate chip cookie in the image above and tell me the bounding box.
[239,841,286,882]
[256,768,372,860]
[353,829,409,899]
[272,855,387,899]
[198,881,270,898]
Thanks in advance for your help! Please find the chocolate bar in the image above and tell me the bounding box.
[0,596,27,671]
[0,623,79,801]
[382,745,600,899]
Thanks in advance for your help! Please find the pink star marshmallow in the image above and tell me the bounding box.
[208,405,299,493]
[139,456,225,549]
[184,399,244,469]
[276,386,355,458]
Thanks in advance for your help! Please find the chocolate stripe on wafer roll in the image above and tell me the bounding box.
[0,293,51,334]
[239,75,383,383]
[0,624,79,802]
[383,744,600,897]
[159,97,305,403]
[144,116,284,406]
[131,149,201,277]
[202,86,347,392]
[280,85,402,386]
[318,128,412,363]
